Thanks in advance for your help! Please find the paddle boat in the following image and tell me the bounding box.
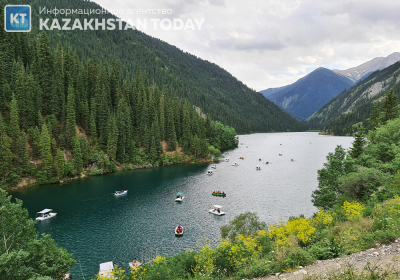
[175,225,184,237]
[36,209,57,221]
[232,162,239,166]
[209,205,225,216]
[212,191,226,197]
[256,166,261,170]
[129,259,143,269]
[99,261,113,278]
[175,192,184,202]
[207,170,214,175]
[115,190,128,196]
[211,164,217,169]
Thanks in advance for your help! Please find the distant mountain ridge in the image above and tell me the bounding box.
[333,52,400,82]
[260,67,355,120]
[307,61,400,135]
[259,52,400,121]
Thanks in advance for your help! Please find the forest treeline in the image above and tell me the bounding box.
[0,11,238,189]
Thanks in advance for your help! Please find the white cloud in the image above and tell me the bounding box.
[92,0,400,90]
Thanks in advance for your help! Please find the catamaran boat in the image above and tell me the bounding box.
[36,209,57,221]
[207,170,214,175]
[114,190,128,196]
[209,205,225,216]
[99,261,113,278]
[211,164,217,169]
[175,192,184,202]
[129,259,143,269]
[256,166,261,170]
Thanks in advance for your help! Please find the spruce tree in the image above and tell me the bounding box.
[381,89,399,124]
[37,32,54,114]
[39,123,53,173]
[9,93,20,144]
[65,85,76,148]
[349,124,366,159]
[107,114,118,161]
[150,136,158,163]
[15,130,29,171]
[72,137,83,174]
[54,149,65,179]
[0,115,13,178]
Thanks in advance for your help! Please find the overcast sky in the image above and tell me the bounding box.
[93,0,400,91]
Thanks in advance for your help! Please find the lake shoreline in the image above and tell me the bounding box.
[7,156,216,193]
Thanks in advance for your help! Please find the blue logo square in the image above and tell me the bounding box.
[5,5,31,32]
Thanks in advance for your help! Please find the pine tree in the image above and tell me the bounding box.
[349,124,366,159]
[54,149,65,179]
[9,93,20,144]
[0,115,13,178]
[65,85,76,148]
[39,123,53,173]
[72,137,83,174]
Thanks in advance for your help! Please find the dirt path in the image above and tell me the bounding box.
[259,239,400,279]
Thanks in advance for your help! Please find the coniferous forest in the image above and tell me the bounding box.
[0,5,242,190]
[1,0,304,135]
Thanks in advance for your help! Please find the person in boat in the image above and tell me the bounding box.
[222,191,225,194]
[133,258,137,264]
[217,208,220,213]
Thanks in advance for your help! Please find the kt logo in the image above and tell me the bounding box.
[4,5,31,32]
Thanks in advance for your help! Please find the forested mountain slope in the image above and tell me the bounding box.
[307,62,400,135]
[0,0,303,133]
[260,67,355,120]
[0,4,243,189]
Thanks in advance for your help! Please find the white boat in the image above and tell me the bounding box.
[114,190,128,196]
[175,192,184,202]
[207,170,214,175]
[232,162,238,166]
[36,209,57,221]
[225,158,229,162]
[211,164,217,169]
[209,205,225,216]
[99,261,114,278]
[256,166,261,170]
